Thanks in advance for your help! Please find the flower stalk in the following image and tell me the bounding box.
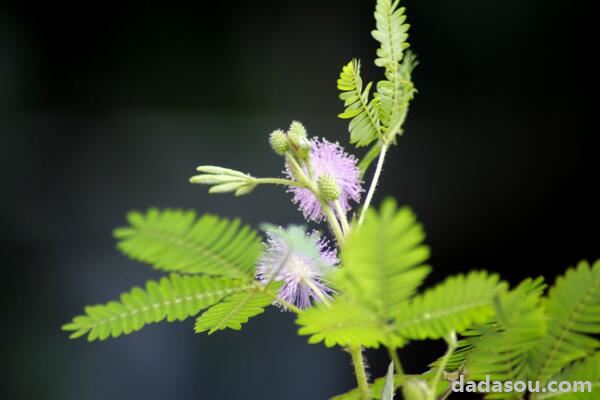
[350,346,371,400]
[358,142,389,226]
[334,199,351,234]
[253,177,306,187]
[321,201,346,244]
[428,332,457,400]
[387,346,404,380]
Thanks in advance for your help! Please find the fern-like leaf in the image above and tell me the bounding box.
[338,59,383,147]
[297,299,393,348]
[194,289,272,334]
[466,277,547,394]
[372,0,414,138]
[395,271,503,340]
[537,353,600,399]
[114,209,262,278]
[298,199,427,350]
[62,274,250,341]
[338,197,430,319]
[372,0,410,68]
[529,260,600,383]
[376,51,417,137]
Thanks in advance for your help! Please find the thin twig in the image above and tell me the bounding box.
[273,297,303,314]
[254,177,306,187]
[358,143,388,226]
[303,277,331,307]
[350,346,371,400]
[429,332,458,400]
[321,201,346,244]
[334,200,350,234]
[387,346,404,381]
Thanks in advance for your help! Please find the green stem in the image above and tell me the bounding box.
[273,296,303,314]
[358,143,388,226]
[254,177,306,187]
[303,277,331,306]
[387,346,404,382]
[286,154,310,184]
[358,142,383,177]
[321,201,346,244]
[334,200,350,234]
[438,388,453,400]
[429,332,457,400]
[350,346,371,400]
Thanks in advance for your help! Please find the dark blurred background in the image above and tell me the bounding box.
[0,0,594,399]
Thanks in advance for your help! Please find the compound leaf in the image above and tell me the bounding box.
[63,274,250,341]
[195,289,273,334]
[114,209,262,278]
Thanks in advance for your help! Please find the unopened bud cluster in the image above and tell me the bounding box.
[189,119,362,224]
[268,121,311,159]
[189,166,257,196]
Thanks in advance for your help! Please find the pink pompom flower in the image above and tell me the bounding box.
[256,225,338,310]
[286,138,362,222]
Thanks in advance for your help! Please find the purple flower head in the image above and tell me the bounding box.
[286,138,362,222]
[256,225,338,309]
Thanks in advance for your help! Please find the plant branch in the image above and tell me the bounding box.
[254,177,306,187]
[334,200,350,234]
[350,345,371,400]
[321,201,346,244]
[429,332,457,400]
[286,154,310,184]
[273,296,303,314]
[302,277,332,307]
[358,143,388,226]
[387,346,404,381]
[358,142,383,177]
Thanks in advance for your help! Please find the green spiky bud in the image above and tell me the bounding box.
[287,120,311,159]
[269,129,289,155]
[402,379,431,400]
[288,120,306,137]
[317,174,340,201]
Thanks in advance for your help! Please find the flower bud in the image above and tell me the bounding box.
[317,174,341,201]
[208,181,245,194]
[287,121,311,159]
[269,129,289,155]
[234,183,256,196]
[288,120,307,137]
[190,165,255,196]
[402,379,431,400]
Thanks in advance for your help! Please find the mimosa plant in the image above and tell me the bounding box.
[63,1,600,399]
